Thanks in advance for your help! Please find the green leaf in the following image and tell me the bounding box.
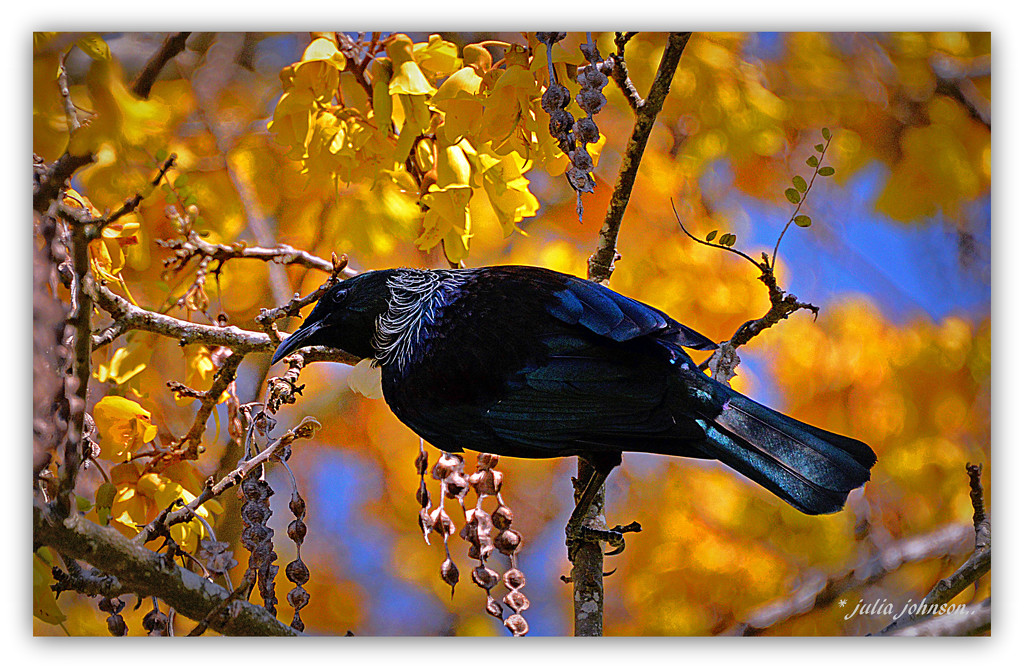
[75,495,93,512]
[155,148,169,162]
[821,127,831,140]
[814,143,824,153]
[794,214,812,228]
[806,156,819,167]
[719,233,737,247]
[705,230,718,242]
[792,175,808,192]
[173,174,189,188]
[96,482,116,526]
[784,188,801,204]
[817,166,835,177]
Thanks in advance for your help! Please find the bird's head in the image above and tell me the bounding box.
[271,270,396,365]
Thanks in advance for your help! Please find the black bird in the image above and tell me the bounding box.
[272,265,875,545]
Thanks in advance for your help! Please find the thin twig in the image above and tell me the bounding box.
[770,134,831,270]
[878,464,991,635]
[132,416,322,545]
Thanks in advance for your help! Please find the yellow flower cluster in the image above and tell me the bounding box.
[268,34,608,262]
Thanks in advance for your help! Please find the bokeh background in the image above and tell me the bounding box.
[32,31,990,636]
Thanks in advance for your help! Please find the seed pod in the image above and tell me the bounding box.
[106,614,128,637]
[287,586,310,610]
[287,518,307,543]
[495,529,522,555]
[476,453,500,470]
[503,568,526,590]
[486,595,504,619]
[289,492,306,518]
[504,613,529,636]
[430,507,455,536]
[415,480,431,508]
[573,117,600,144]
[285,559,309,585]
[491,505,513,530]
[441,557,460,591]
[443,472,470,500]
[503,590,530,612]
[471,565,500,590]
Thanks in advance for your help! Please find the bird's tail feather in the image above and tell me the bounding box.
[695,387,876,515]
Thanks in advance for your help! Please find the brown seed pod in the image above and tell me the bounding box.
[471,565,500,591]
[495,529,522,555]
[441,557,460,591]
[503,590,530,613]
[486,595,504,620]
[503,568,526,590]
[491,505,513,530]
[285,558,310,585]
[504,613,529,636]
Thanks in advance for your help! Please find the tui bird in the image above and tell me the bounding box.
[272,265,876,546]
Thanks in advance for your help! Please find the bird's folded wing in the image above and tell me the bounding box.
[482,335,705,454]
[547,276,717,350]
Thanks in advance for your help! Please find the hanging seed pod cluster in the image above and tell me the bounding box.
[538,32,609,222]
[285,491,310,631]
[240,469,279,616]
[416,447,530,636]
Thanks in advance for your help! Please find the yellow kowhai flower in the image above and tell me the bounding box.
[92,395,157,462]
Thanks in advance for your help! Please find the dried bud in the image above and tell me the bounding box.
[566,166,596,193]
[578,66,608,90]
[580,42,601,64]
[468,468,503,496]
[492,505,513,530]
[418,509,432,541]
[143,608,168,636]
[432,452,463,480]
[504,613,529,636]
[495,529,522,555]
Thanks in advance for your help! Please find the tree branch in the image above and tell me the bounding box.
[34,503,299,636]
[587,31,691,284]
[572,32,692,637]
[131,32,191,99]
[729,523,974,635]
[878,463,991,635]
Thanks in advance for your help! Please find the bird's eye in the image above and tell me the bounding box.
[328,288,348,305]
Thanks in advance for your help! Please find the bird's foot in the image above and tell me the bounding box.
[565,520,642,559]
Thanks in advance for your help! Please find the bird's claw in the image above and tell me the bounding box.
[565,520,642,558]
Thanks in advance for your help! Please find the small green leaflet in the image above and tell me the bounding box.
[794,215,812,228]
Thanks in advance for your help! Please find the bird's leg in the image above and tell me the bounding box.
[565,459,641,559]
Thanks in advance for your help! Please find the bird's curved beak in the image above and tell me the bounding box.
[271,322,321,365]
